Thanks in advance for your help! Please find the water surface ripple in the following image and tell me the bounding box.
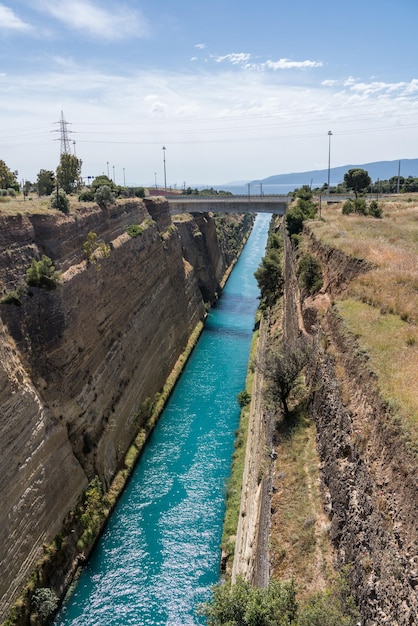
[55,213,270,625]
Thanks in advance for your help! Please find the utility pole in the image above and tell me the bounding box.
[162,146,167,191]
[327,130,332,194]
[397,160,401,193]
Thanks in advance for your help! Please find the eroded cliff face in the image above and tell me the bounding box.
[297,228,418,625]
[0,199,250,619]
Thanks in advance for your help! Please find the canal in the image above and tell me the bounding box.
[54,212,271,625]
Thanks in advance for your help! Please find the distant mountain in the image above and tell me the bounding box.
[251,158,418,187]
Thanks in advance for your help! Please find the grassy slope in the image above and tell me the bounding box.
[308,195,418,451]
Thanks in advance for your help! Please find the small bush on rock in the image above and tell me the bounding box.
[26,255,61,289]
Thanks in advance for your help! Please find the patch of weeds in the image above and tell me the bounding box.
[127,224,144,238]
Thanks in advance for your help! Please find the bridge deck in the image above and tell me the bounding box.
[168,194,289,215]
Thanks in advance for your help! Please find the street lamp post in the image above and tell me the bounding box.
[123,168,126,187]
[327,130,332,194]
[162,146,167,192]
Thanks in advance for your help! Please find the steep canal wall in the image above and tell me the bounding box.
[233,219,418,625]
[0,199,253,621]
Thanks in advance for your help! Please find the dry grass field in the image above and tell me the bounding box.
[0,194,57,215]
[309,195,418,449]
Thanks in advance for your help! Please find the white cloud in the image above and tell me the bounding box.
[2,62,418,185]
[209,53,322,71]
[212,53,252,65]
[265,58,323,70]
[37,0,149,40]
[0,4,32,31]
[195,43,206,49]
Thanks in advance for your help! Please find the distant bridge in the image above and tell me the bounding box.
[168,194,290,216]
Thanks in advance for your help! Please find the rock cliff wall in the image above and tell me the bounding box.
[0,199,250,619]
[298,228,418,625]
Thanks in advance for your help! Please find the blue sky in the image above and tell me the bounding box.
[2,0,418,187]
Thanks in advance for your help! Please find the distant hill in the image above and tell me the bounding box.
[251,158,418,187]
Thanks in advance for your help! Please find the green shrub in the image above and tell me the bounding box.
[201,572,359,626]
[237,390,251,407]
[298,571,360,626]
[200,577,298,626]
[31,588,59,621]
[77,476,107,550]
[79,190,95,202]
[0,290,22,306]
[127,224,144,238]
[83,231,110,265]
[26,256,60,289]
[297,253,323,295]
[342,199,354,215]
[367,199,382,218]
[7,188,16,197]
[95,184,115,208]
[50,188,69,214]
[353,197,367,215]
[254,248,284,309]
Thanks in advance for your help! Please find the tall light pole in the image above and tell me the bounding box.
[162,146,167,191]
[327,130,332,193]
[107,161,109,178]
[123,167,126,187]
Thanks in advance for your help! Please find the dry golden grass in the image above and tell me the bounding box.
[0,194,56,215]
[337,299,418,443]
[309,196,418,446]
[270,413,334,597]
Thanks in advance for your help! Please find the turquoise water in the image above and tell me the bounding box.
[54,213,270,626]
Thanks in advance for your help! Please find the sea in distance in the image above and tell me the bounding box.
[214,183,298,195]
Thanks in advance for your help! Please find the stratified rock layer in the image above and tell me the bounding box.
[0,199,249,618]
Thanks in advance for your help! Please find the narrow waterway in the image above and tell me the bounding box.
[55,213,271,626]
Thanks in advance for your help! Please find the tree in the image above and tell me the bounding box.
[36,169,55,196]
[0,159,19,191]
[285,197,317,238]
[91,175,115,193]
[254,248,284,309]
[297,253,323,295]
[95,184,116,208]
[56,153,82,194]
[343,168,371,198]
[293,185,313,201]
[263,338,312,419]
[50,188,70,214]
[23,180,31,197]
[31,587,59,621]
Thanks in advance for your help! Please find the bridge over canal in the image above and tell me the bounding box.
[168,194,290,216]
